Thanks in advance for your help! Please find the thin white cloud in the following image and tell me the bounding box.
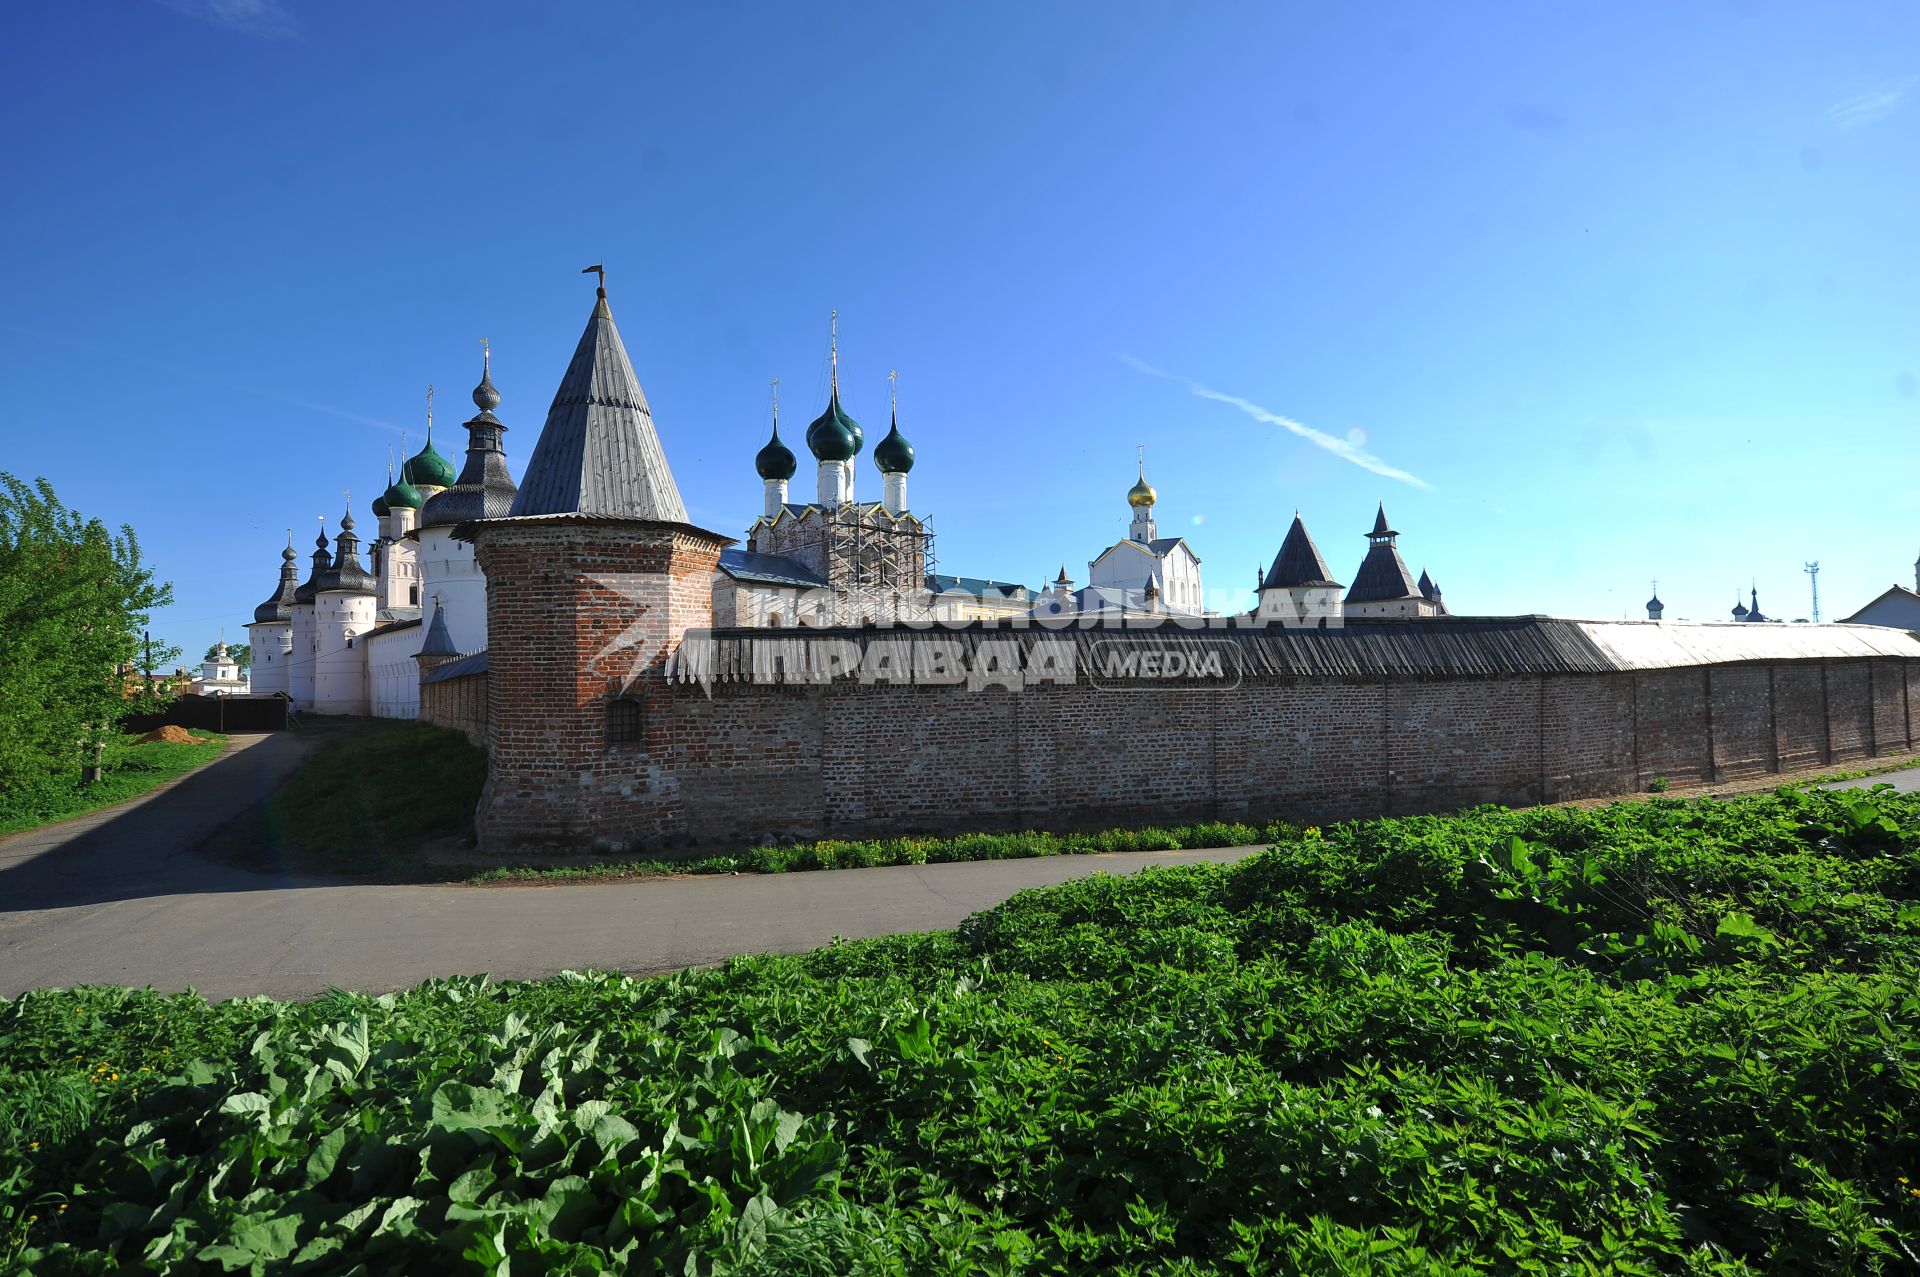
[1114,352,1168,379]
[1828,77,1916,131]
[1116,353,1432,489]
[156,0,297,37]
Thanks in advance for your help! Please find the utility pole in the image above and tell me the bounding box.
[1804,561,1821,624]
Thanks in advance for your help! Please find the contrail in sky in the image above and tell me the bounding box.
[1117,353,1432,489]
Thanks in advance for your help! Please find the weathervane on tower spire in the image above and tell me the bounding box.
[582,263,605,294]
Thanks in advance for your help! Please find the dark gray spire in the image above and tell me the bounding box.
[294,526,332,604]
[507,283,689,523]
[316,508,377,595]
[253,535,301,622]
[420,351,520,529]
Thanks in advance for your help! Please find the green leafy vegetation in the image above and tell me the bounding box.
[0,732,226,837]
[0,474,174,801]
[8,785,1920,1271]
[267,720,489,873]
[468,820,1292,884]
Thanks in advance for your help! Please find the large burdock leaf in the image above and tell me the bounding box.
[319,1015,372,1084]
[429,1081,522,1153]
[218,1092,271,1130]
[194,1212,301,1272]
[538,1173,599,1241]
[303,1125,351,1186]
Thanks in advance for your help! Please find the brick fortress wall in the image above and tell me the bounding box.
[468,641,1918,855]
[421,669,488,748]
[472,518,728,853]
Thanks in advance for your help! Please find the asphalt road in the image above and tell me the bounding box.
[1826,767,1920,794]
[0,733,1263,1001]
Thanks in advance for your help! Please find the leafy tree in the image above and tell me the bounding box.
[203,641,251,672]
[0,474,172,789]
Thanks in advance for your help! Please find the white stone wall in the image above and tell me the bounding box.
[367,624,422,719]
[1345,597,1440,619]
[287,603,317,709]
[416,525,488,656]
[313,592,377,715]
[246,620,292,697]
[378,535,420,612]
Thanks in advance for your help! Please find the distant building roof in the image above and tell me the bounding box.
[1263,515,1341,590]
[422,650,488,684]
[1843,585,1920,629]
[1147,536,1199,561]
[1345,540,1422,603]
[507,287,689,523]
[928,574,1031,600]
[362,615,422,641]
[718,549,826,589]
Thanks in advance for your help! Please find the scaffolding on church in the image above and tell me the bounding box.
[783,502,937,625]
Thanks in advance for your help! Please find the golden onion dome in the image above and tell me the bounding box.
[1127,471,1157,508]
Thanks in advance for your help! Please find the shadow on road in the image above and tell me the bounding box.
[0,732,329,912]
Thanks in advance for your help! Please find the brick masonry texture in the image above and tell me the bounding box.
[421,670,487,747]
[461,525,1920,852]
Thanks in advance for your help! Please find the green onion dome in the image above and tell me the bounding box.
[383,473,423,511]
[755,423,797,480]
[371,491,389,518]
[874,413,914,474]
[805,390,861,463]
[405,433,458,489]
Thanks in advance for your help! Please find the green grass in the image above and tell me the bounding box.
[6,785,1920,1272]
[467,821,1293,884]
[267,719,487,874]
[0,731,227,837]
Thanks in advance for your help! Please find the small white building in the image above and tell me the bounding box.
[192,638,250,696]
[1081,467,1205,615]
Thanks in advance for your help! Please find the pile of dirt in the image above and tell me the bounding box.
[134,725,208,746]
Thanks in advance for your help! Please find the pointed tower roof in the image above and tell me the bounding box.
[1346,505,1421,603]
[316,509,377,595]
[422,345,521,529]
[1418,568,1439,601]
[1262,513,1341,590]
[507,279,690,523]
[294,526,332,604]
[420,598,458,656]
[253,535,301,622]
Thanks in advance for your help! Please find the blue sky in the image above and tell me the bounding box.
[4,2,1918,660]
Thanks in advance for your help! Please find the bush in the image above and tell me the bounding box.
[10,787,1920,1272]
